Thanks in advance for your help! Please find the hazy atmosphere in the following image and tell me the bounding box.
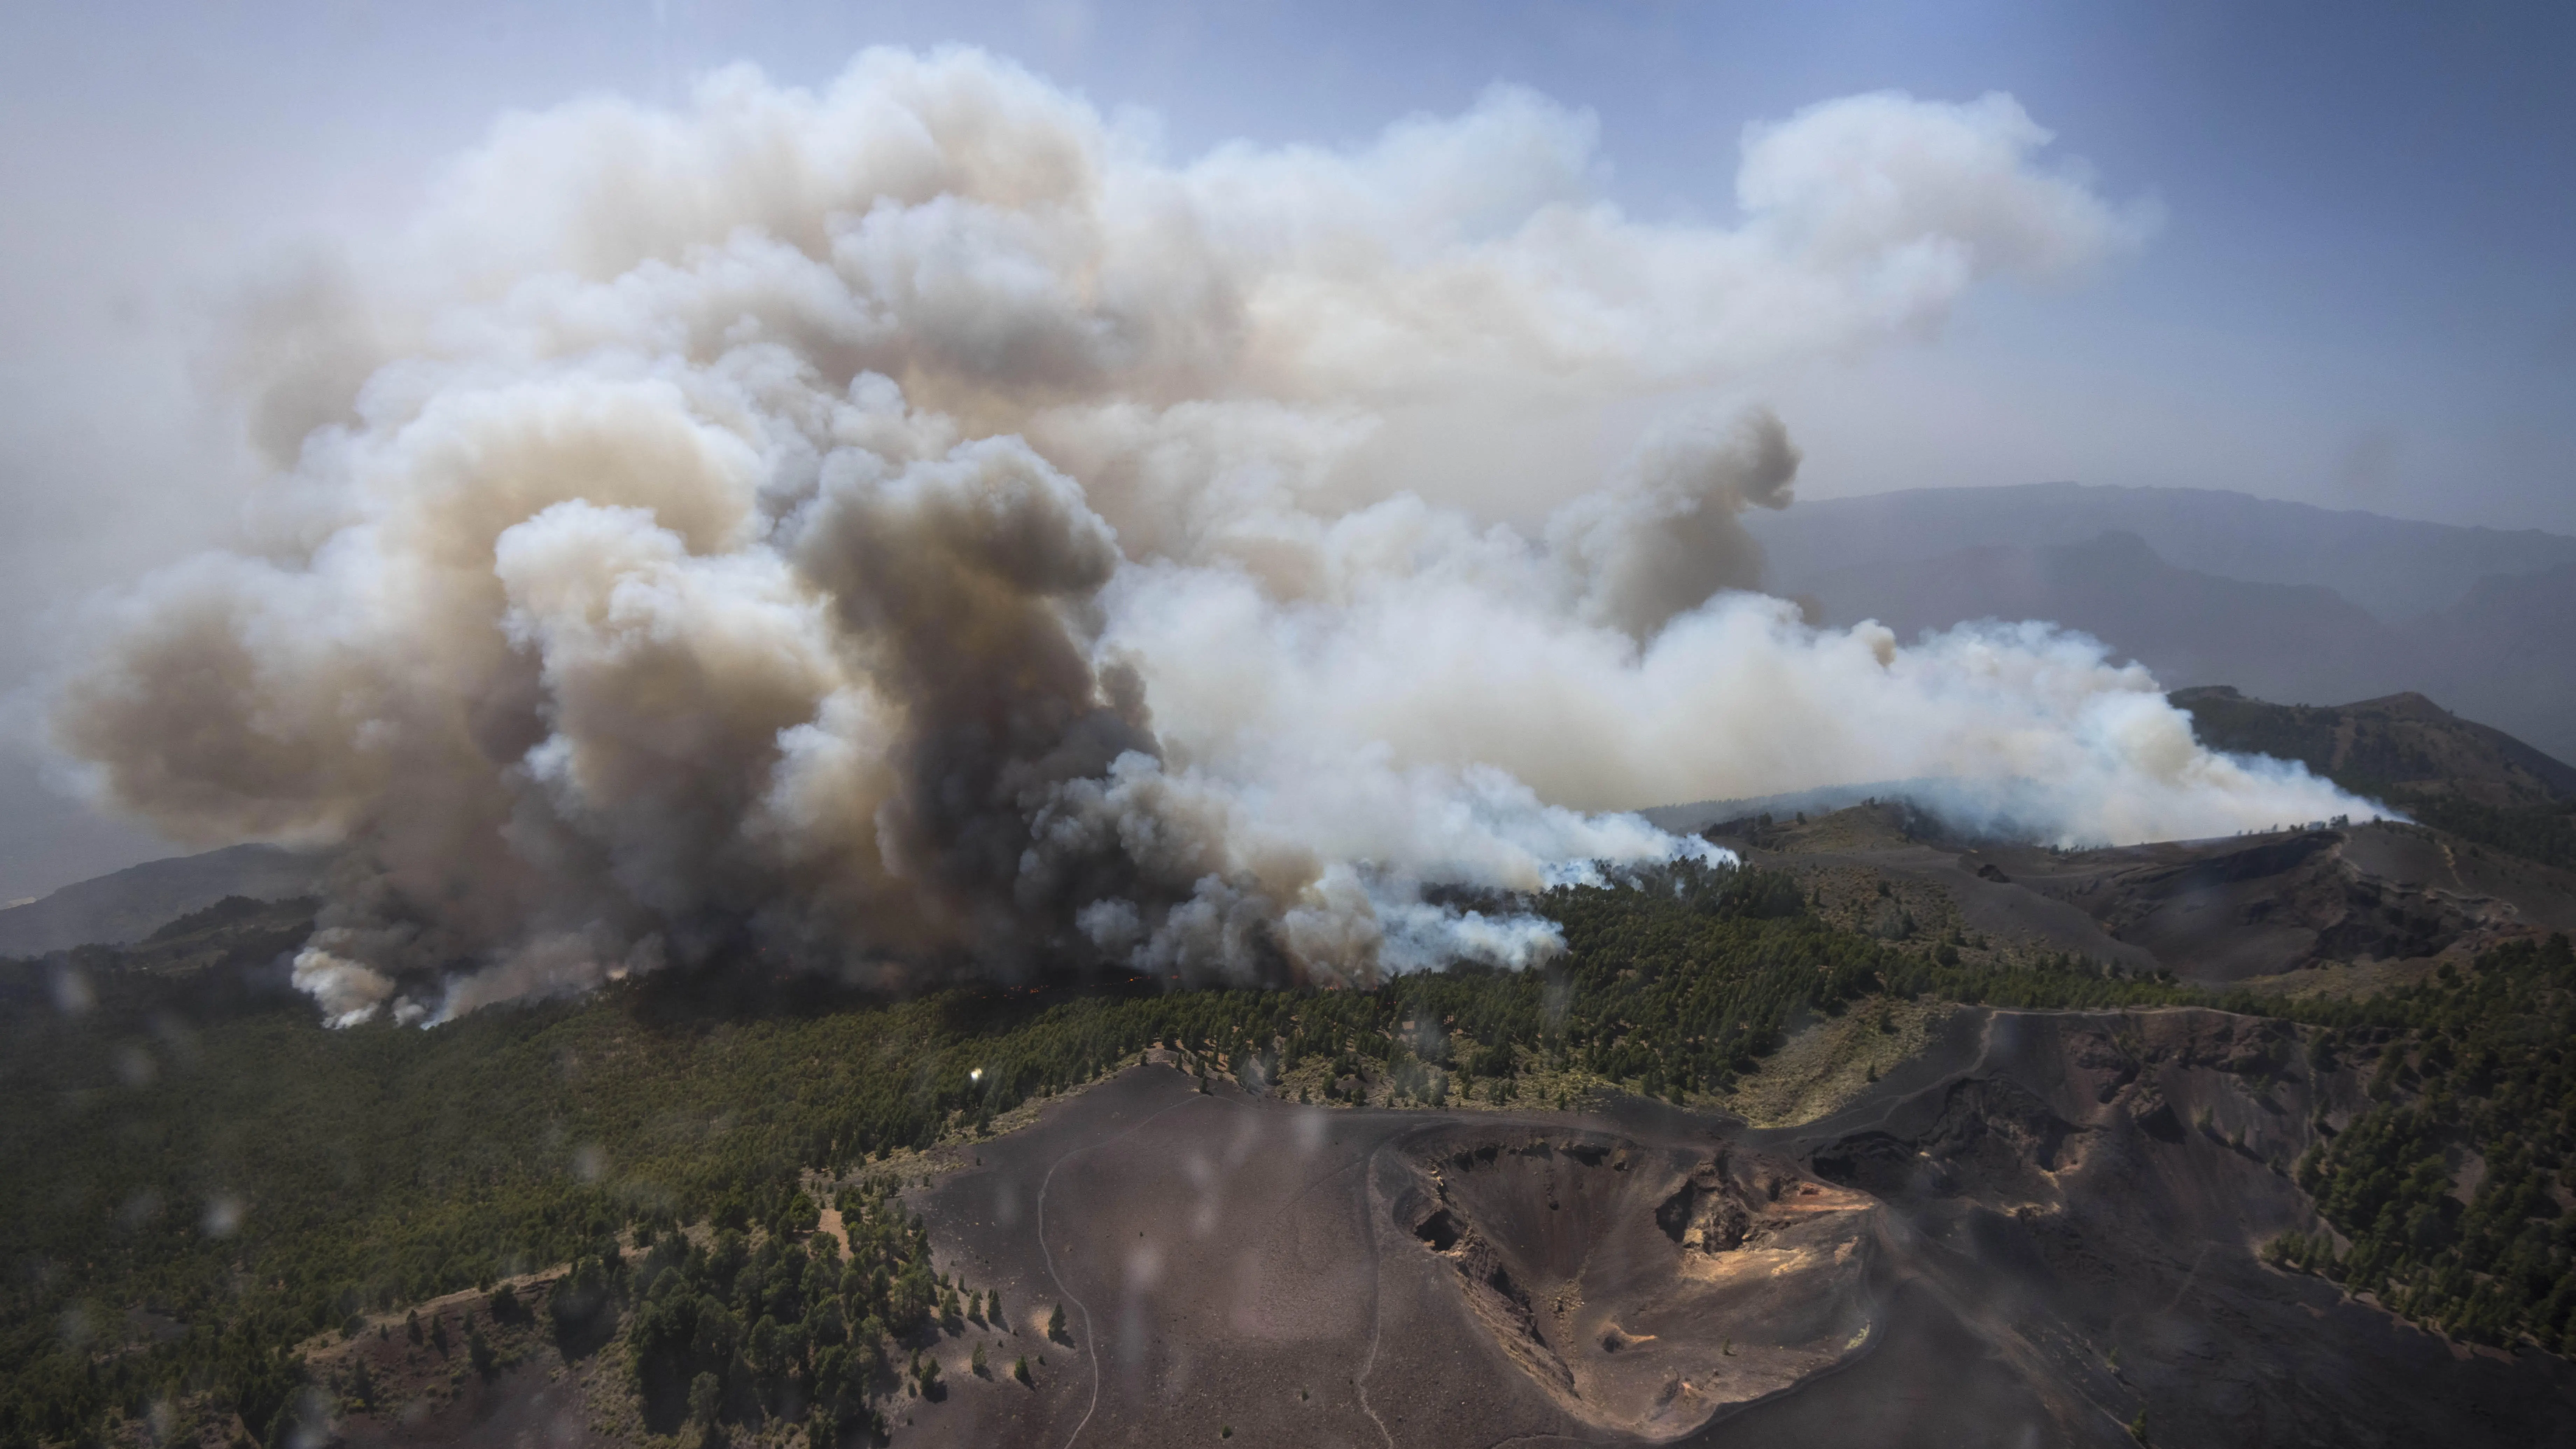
[11,8,2576,1449]
[5,0,2571,910]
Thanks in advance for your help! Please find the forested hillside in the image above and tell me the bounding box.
[5,860,2570,1446]
[2269,934,2576,1351]
[0,860,2193,1446]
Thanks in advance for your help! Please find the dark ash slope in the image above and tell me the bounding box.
[882,1011,2576,1449]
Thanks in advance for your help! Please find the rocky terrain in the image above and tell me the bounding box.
[839,1002,2576,1448]
[23,857,2576,1448]
[16,696,2576,1449]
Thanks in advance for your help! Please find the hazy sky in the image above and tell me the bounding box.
[3,0,2571,901]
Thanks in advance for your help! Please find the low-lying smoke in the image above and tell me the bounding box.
[47,50,2361,1024]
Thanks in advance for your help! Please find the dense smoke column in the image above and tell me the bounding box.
[45,49,2370,1024]
[780,434,1252,981]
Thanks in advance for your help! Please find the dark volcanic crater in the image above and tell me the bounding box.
[888,1008,2576,1448]
[1387,1129,1874,1439]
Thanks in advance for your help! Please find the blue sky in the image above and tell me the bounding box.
[1,0,2570,899]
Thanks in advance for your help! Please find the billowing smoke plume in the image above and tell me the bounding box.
[48,50,2362,1024]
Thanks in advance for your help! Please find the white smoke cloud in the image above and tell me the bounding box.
[289,947,397,1029]
[48,48,2350,1023]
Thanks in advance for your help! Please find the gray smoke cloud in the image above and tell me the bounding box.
[47,50,2364,1024]
[1554,409,1804,640]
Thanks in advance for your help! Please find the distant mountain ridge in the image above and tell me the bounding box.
[0,844,327,959]
[1790,530,2408,708]
[2399,562,2576,763]
[1747,485,2576,763]
[1749,482,2576,622]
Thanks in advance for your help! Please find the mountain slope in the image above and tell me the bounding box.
[0,842,328,959]
[1795,530,2408,704]
[1766,517,2576,763]
[1749,481,2576,622]
[2174,686,2576,870]
[2402,561,2576,771]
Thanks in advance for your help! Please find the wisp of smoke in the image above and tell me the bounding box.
[46,49,2364,1024]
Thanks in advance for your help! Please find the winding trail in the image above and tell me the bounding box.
[1036,1081,1205,1449]
[1040,1078,1409,1449]
[1352,1129,1402,1449]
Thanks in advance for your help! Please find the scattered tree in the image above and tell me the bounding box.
[687,1371,721,1425]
